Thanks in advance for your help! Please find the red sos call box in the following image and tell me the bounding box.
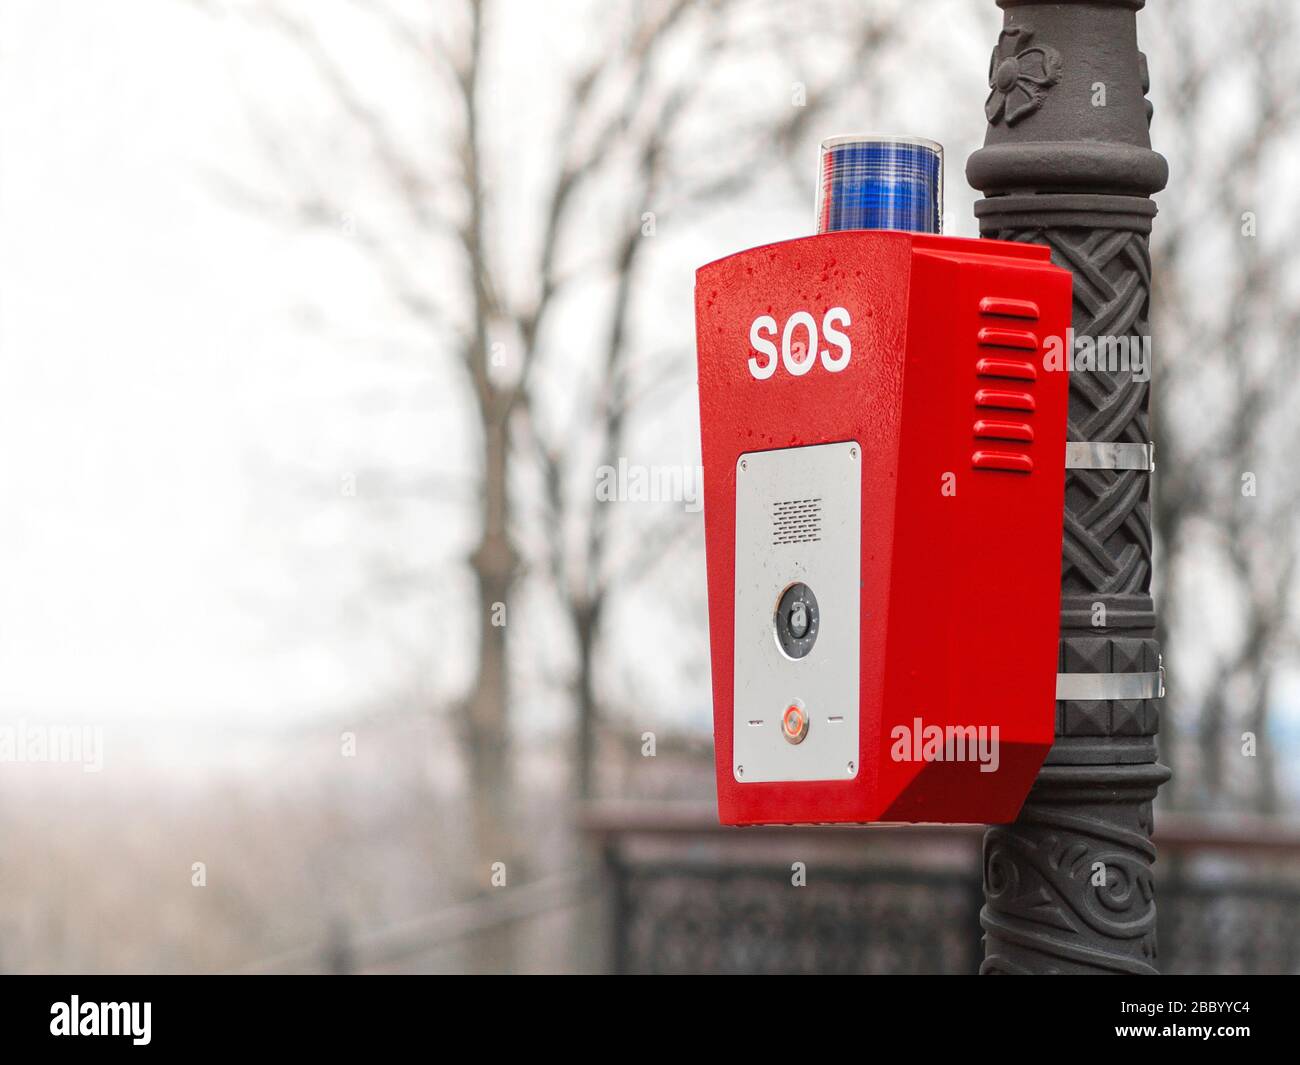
[695,229,1072,825]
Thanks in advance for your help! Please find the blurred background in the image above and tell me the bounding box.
[1,0,1298,974]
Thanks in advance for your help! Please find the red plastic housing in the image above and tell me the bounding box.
[695,230,1072,825]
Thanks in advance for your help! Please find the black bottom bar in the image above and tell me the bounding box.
[1,974,1282,1052]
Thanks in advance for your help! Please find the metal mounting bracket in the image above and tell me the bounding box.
[1056,664,1165,701]
[1064,441,1155,472]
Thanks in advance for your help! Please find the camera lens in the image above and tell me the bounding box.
[788,602,809,639]
[775,583,819,659]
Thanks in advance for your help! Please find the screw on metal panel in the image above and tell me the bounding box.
[847,761,855,774]
[740,459,747,471]
[849,447,857,459]
[736,765,744,777]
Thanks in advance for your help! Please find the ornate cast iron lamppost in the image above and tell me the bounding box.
[968,0,1171,974]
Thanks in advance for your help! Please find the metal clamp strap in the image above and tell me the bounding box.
[1064,441,1155,471]
[1056,667,1165,701]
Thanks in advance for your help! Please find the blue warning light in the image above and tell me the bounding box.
[816,135,944,235]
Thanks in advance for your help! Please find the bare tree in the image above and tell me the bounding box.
[201,0,1300,837]
[517,2,907,801]
[195,0,913,972]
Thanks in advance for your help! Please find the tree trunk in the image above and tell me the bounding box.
[573,602,601,803]
[464,410,517,971]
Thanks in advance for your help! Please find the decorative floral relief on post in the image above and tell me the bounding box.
[985,27,1063,125]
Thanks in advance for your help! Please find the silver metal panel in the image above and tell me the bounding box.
[732,441,861,782]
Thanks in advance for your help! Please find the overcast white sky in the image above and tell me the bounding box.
[0,0,397,730]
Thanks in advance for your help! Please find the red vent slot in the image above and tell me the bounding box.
[972,450,1034,473]
[979,296,1039,320]
[977,326,1039,351]
[974,419,1034,442]
[976,357,1037,381]
[975,388,1036,412]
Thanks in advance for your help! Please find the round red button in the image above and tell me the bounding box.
[782,704,808,744]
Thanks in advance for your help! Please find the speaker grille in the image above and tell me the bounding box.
[772,498,823,545]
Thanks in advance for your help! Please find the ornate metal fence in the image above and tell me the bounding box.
[611,862,983,974]
[586,804,1300,975]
